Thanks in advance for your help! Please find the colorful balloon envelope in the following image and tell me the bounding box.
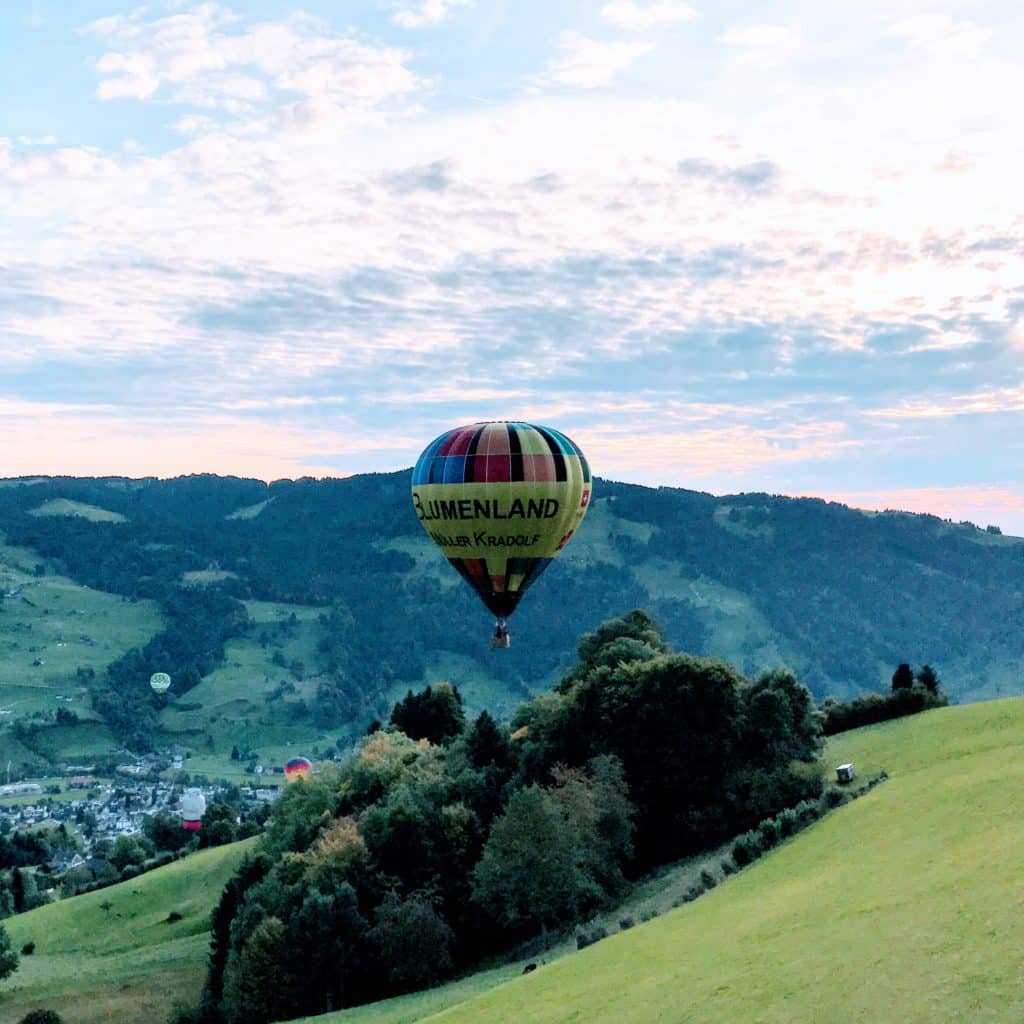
[412,421,592,645]
[149,672,171,694]
[284,756,312,782]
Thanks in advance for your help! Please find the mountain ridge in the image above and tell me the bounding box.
[2,471,1023,771]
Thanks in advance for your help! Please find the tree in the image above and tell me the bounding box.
[466,710,511,771]
[109,835,150,871]
[891,663,914,691]
[18,1012,64,1024]
[389,683,465,745]
[368,889,454,992]
[472,785,581,936]
[11,868,43,914]
[0,922,19,983]
[224,916,297,1024]
[202,853,271,1015]
[517,651,748,865]
[563,609,667,689]
[548,756,636,903]
[143,813,192,853]
[740,668,822,766]
[199,804,238,848]
[916,664,940,694]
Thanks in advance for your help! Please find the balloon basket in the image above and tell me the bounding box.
[491,619,511,649]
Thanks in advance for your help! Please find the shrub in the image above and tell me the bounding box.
[731,830,761,867]
[756,817,781,849]
[699,868,718,890]
[640,909,656,922]
[619,916,635,931]
[18,1012,64,1024]
[776,807,800,838]
[720,857,736,876]
[576,925,608,949]
[21,941,36,955]
[794,798,820,826]
[822,788,845,810]
[165,911,183,923]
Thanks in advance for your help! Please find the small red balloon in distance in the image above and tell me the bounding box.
[284,756,313,782]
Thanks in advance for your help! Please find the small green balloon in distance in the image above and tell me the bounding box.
[150,672,172,694]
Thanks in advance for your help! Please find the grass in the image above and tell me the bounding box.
[309,699,1024,1024]
[1,838,257,1024]
[226,498,275,520]
[27,499,128,524]
[0,542,163,724]
[6,699,1022,1024]
[157,599,346,776]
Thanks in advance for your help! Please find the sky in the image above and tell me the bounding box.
[2,2,1024,530]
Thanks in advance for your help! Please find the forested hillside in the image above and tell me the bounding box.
[1,472,1021,764]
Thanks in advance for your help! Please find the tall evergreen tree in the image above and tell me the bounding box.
[891,663,914,691]
[916,664,940,694]
[389,683,465,745]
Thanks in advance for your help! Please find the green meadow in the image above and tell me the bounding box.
[0,541,163,720]
[1,839,256,1024]
[311,699,1024,1024]
[4,693,1023,1024]
[156,598,344,774]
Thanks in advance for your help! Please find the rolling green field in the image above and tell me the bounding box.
[4,701,1023,1024]
[0,541,163,721]
[27,499,128,524]
[156,599,352,776]
[308,699,1024,1024]
[1,839,257,1024]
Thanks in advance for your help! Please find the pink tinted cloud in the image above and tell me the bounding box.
[813,485,1024,536]
[0,408,399,482]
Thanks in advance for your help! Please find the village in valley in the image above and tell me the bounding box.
[0,753,281,899]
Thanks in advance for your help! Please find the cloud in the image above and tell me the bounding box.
[867,384,1024,421]
[599,1,697,32]
[718,22,802,66]
[887,15,990,60]
[84,5,424,114]
[534,33,654,89]
[677,157,778,193]
[4,3,1024,535]
[817,486,1024,532]
[381,159,453,194]
[390,0,475,30]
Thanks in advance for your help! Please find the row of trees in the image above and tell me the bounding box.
[821,663,948,736]
[173,610,825,1024]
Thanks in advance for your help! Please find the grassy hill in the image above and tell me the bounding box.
[1,838,257,1024]
[5,472,1024,775]
[5,701,1022,1024]
[0,540,163,740]
[300,698,1024,1024]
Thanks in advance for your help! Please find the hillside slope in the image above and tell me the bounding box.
[1,839,256,1024]
[2,474,1023,708]
[322,699,1024,1024]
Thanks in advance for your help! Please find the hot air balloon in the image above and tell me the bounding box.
[150,672,171,695]
[181,788,206,831]
[412,421,592,647]
[284,756,312,782]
